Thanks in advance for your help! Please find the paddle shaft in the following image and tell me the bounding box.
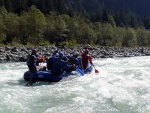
[25,78,32,86]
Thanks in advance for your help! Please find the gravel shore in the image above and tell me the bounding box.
[0,46,150,63]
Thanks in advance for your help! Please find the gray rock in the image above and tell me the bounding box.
[0,46,149,63]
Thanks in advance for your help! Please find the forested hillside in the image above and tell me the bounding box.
[63,0,150,16]
[0,0,150,47]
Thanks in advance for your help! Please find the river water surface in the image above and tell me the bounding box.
[0,56,150,113]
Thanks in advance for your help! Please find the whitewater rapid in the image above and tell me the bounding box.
[0,56,150,113]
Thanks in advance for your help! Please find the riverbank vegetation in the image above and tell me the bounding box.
[0,0,150,47]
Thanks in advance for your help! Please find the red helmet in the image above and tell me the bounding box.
[84,49,89,54]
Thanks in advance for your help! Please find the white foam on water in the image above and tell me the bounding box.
[0,57,150,113]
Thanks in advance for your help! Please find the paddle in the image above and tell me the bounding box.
[93,64,99,74]
[25,78,32,86]
[76,68,84,76]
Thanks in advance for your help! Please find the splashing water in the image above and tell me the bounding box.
[0,56,150,113]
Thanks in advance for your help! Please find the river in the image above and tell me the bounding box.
[0,56,150,113]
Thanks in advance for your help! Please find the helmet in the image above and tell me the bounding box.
[73,51,79,56]
[32,49,37,53]
[84,49,89,54]
[31,49,37,55]
[58,52,64,57]
[55,53,59,57]
[36,53,40,57]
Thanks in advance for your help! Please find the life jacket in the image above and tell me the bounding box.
[47,56,55,70]
[51,57,69,75]
[34,55,45,66]
[27,54,36,66]
[82,54,89,69]
[36,56,45,62]
[68,56,76,65]
[26,54,31,66]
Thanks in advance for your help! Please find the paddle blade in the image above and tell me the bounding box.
[95,69,99,73]
[76,68,84,76]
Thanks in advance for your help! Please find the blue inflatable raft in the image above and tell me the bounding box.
[24,71,75,82]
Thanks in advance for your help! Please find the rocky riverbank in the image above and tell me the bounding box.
[0,46,150,63]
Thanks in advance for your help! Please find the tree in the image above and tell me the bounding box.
[102,23,115,46]
[4,0,13,12]
[0,0,4,6]
[44,0,54,13]
[12,0,28,14]
[136,28,149,46]
[113,27,125,47]
[102,10,109,23]
[44,12,58,43]
[20,5,46,45]
[108,15,116,27]
[67,15,79,42]
[129,15,139,28]
[122,27,137,47]
[3,12,19,44]
[0,7,6,43]
[54,15,67,42]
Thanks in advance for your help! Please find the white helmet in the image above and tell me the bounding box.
[73,51,79,56]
